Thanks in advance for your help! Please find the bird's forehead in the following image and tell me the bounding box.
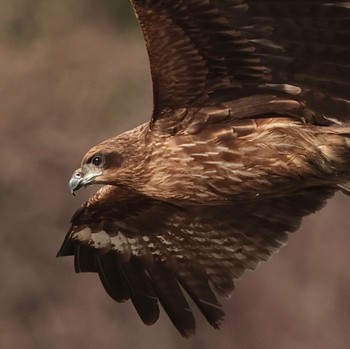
[81,140,120,164]
[82,145,102,164]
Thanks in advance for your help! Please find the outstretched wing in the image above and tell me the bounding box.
[131,0,350,127]
[58,185,335,337]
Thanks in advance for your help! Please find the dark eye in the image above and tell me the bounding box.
[91,155,104,167]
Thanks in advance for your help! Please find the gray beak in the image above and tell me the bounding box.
[69,170,83,194]
[68,166,103,194]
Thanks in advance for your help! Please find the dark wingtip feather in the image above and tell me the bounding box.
[147,264,196,338]
[120,260,160,326]
[56,231,75,257]
[74,245,97,272]
[96,253,161,325]
[176,267,225,329]
[96,253,131,303]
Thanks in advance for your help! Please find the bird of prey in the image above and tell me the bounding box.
[58,0,350,337]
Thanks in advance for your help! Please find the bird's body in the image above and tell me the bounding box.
[84,112,350,203]
[59,0,350,337]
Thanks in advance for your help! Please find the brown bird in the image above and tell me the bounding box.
[58,0,350,337]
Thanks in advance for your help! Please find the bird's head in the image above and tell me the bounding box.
[69,124,149,194]
[69,146,124,194]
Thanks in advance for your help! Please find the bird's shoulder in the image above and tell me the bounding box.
[150,94,318,136]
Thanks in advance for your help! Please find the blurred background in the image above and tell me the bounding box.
[1,1,349,348]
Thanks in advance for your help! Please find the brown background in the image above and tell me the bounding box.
[1,1,349,348]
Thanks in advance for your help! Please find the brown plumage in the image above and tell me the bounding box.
[58,0,350,337]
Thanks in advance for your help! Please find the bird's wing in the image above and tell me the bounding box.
[130,0,349,129]
[58,185,335,337]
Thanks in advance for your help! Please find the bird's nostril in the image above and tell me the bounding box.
[74,172,81,178]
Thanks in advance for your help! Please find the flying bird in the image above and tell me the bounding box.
[58,0,350,337]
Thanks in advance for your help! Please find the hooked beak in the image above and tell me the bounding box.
[69,165,102,194]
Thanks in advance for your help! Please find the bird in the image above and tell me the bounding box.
[58,0,350,338]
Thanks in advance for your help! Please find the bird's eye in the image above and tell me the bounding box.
[91,155,104,167]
